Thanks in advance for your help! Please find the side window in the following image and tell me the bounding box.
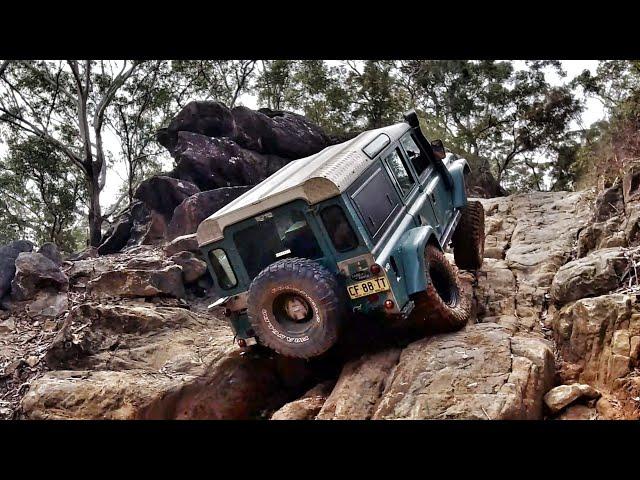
[209,248,237,290]
[350,166,401,239]
[320,205,359,252]
[384,147,415,196]
[401,134,429,176]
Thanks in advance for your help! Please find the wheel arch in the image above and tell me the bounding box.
[448,158,470,209]
[393,225,441,296]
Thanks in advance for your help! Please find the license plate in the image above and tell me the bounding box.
[347,276,390,299]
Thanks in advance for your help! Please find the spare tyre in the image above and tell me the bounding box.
[247,257,343,359]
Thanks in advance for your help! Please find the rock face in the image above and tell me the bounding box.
[158,102,331,159]
[134,176,201,218]
[0,240,34,301]
[97,102,335,256]
[87,265,186,299]
[167,186,251,241]
[551,247,630,305]
[18,247,314,420]
[9,177,640,419]
[11,252,68,301]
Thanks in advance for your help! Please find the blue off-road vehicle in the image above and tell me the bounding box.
[196,110,485,359]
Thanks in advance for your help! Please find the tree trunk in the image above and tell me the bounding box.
[87,177,103,247]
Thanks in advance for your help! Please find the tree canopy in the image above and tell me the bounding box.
[1,59,629,251]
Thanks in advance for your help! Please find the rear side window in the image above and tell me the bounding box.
[320,205,359,252]
[350,166,401,239]
[209,248,237,290]
[384,147,415,196]
[401,134,429,176]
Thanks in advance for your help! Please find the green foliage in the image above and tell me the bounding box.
[397,60,582,192]
[169,60,257,108]
[571,60,640,189]
[346,60,406,129]
[0,136,85,251]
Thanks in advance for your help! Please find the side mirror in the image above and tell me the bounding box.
[431,139,446,160]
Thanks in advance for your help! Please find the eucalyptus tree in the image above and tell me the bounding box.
[0,136,85,250]
[0,60,141,246]
[397,60,582,190]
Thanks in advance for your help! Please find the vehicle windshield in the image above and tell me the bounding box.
[233,206,323,279]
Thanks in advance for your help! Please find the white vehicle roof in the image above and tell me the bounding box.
[197,122,411,247]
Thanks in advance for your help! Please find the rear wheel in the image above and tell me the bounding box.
[247,258,343,359]
[452,200,485,270]
[410,244,470,332]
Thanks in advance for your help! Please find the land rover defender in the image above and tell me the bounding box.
[196,110,485,359]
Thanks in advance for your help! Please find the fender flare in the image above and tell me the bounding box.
[448,158,471,209]
[393,225,440,296]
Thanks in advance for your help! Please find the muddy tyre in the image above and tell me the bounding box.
[452,200,485,270]
[247,257,343,359]
[410,245,471,332]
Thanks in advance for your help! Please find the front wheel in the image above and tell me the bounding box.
[409,244,471,333]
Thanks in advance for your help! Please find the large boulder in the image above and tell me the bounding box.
[0,240,34,300]
[159,101,331,159]
[170,132,289,191]
[133,176,200,219]
[543,384,600,414]
[10,252,68,301]
[21,370,184,420]
[37,243,63,266]
[167,186,251,241]
[168,251,207,284]
[86,265,186,299]
[550,247,630,305]
[371,324,555,420]
[164,234,200,257]
[316,349,401,420]
[98,212,134,256]
[271,381,335,420]
[552,294,637,388]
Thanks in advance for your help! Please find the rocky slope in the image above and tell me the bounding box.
[2,182,639,420]
[2,102,639,420]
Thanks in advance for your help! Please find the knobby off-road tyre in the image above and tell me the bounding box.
[452,200,485,270]
[410,244,471,333]
[247,257,343,359]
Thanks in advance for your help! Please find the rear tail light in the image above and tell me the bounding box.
[384,299,395,310]
[237,339,247,348]
[370,264,382,275]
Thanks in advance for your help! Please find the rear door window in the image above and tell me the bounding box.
[320,205,359,252]
[233,208,323,280]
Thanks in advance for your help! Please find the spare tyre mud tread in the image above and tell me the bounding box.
[247,257,343,359]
